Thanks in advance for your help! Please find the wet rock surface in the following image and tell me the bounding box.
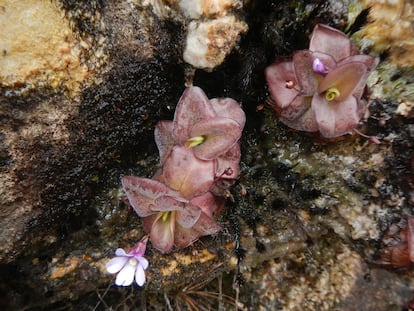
[0,0,413,310]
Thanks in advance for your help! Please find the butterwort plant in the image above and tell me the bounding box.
[265,24,379,138]
[122,86,245,253]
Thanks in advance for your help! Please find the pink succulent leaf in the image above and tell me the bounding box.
[210,98,246,128]
[279,99,319,133]
[312,93,359,138]
[122,176,181,217]
[176,203,202,228]
[406,216,414,262]
[216,143,241,180]
[277,93,311,122]
[192,212,222,235]
[163,146,215,198]
[154,121,175,164]
[265,61,300,109]
[309,24,352,62]
[190,117,242,160]
[152,195,186,212]
[190,191,224,219]
[142,214,157,235]
[174,224,200,249]
[150,212,176,253]
[318,61,370,101]
[336,55,379,99]
[292,51,320,94]
[173,86,217,145]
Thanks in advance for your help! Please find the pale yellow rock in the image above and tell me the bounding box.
[0,0,89,94]
[179,0,242,19]
[183,15,247,69]
[357,0,414,66]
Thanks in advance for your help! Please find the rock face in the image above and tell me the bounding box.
[0,0,413,310]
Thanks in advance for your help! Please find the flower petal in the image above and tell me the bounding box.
[150,212,175,253]
[122,176,180,217]
[135,264,146,286]
[115,263,136,286]
[106,256,128,274]
[265,61,300,109]
[210,98,246,128]
[115,248,127,256]
[173,86,216,144]
[163,146,215,198]
[176,203,202,228]
[309,24,352,62]
[138,257,149,270]
[190,117,242,160]
[154,120,174,164]
[317,62,368,101]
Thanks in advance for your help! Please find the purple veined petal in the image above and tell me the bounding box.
[138,257,149,270]
[190,117,242,160]
[154,120,174,164]
[115,248,127,256]
[150,212,176,253]
[176,203,202,228]
[163,146,215,198]
[309,24,352,62]
[173,86,217,145]
[265,61,300,109]
[336,55,379,99]
[106,256,128,274]
[115,262,136,286]
[135,264,146,286]
[122,176,181,217]
[210,98,246,129]
[312,93,359,138]
[317,62,368,101]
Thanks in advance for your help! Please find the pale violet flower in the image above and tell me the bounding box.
[106,236,149,286]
